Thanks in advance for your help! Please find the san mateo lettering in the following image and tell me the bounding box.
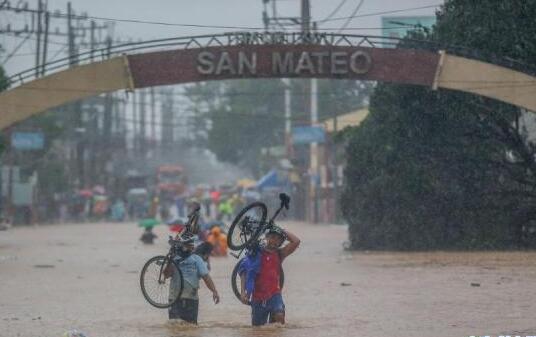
[196,50,372,76]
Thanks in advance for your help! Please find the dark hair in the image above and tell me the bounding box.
[194,242,214,257]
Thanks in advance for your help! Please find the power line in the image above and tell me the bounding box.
[336,0,365,34]
[1,5,269,30]
[314,4,441,25]
[1,3,441,31]
[2,49,65,58]
[322,0,349,22]
[1,30,68,46]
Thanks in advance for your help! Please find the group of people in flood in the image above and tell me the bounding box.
[162,225,301,326]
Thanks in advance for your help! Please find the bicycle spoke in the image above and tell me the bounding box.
[142,258,176,306]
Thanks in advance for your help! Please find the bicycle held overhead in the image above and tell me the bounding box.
[139,202,220,315]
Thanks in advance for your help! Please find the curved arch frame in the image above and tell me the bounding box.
[1,33,535,130]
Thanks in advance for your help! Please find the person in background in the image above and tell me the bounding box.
[175,191,187,218]
[217,198,233,222]
[239,226,300,326]
[202,188,212,219]
[206,226,228,257]
[140,226,157,244]
[210,188,220,218]
[110,199,126,222]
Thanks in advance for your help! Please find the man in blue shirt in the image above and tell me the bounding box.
[165,234,220,324]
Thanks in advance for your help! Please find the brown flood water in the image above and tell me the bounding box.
[1,221,536,337]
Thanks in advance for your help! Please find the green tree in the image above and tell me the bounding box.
[184,78,372,176]
[342,0,536,250]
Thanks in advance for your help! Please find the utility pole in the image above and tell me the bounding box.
[310,75,319,224]
[67,2,75,66]
[132,91,138,153]
[299,0,320,223]
[150,87,156,150]
[301,0,310,33]
[40,6,49,76]
[139,89,146,157]
[332,107,340,223]
[90,20,96,61]
[67,2,85,187]
[283,79,292,158]
[34,0,42,78]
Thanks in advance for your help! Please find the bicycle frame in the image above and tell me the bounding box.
[231,194,289,259]
[158,203,201,282]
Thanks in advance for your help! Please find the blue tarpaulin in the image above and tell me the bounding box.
[256,170,279,190]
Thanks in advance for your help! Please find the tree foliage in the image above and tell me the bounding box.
[342,0,536,250]
[184,79,372,176]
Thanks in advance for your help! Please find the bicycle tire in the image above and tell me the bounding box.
[140,255,183,309]
[227,202,268,251]
[231,257,285,305]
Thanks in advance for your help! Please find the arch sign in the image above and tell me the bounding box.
[1,32,536,129]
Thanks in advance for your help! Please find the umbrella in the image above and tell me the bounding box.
[128,188,148,195]
[138,218,161,228]
[167,218,186,233]
[237,178,256,188]
[78,189,93,197]
[92,185,106,195]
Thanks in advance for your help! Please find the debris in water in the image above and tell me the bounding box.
[0,255,17,262]
[33,264,55,268]
[62,329,87,337]
[340,282,352,286]
[470,282,480,287]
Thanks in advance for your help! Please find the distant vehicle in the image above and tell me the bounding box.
[127,188,149,219]
[126,169,149,191]
[156,165,187,202]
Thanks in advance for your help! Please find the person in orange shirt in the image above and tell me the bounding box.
[206,226,228,256]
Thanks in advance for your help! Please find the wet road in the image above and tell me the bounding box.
[2,221,536,337]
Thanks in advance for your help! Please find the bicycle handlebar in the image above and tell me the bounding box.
[268,193,291,224]
[187,202,201,218]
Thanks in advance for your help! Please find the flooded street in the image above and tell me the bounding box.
[2,221,536,337]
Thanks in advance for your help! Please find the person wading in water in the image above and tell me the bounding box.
[239,226,300,326]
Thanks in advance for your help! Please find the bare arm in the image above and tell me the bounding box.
[163,261,174,278]
[239,272,249,304]
[201,274,220,304]
[280,229,300,260]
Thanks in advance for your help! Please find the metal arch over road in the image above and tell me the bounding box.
[1,32,536,130]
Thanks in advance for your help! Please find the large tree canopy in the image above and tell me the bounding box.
[341,0,536,250]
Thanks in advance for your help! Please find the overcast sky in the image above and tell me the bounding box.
[1,0,444,75]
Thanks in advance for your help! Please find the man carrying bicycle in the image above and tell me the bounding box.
[239,226,300,326]
[165,233,220,324]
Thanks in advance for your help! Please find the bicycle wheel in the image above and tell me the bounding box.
[227,202,267,251]
[231,258,285,305]
[140,255,183,308]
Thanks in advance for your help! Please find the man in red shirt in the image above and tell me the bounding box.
[240,226,301,326]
